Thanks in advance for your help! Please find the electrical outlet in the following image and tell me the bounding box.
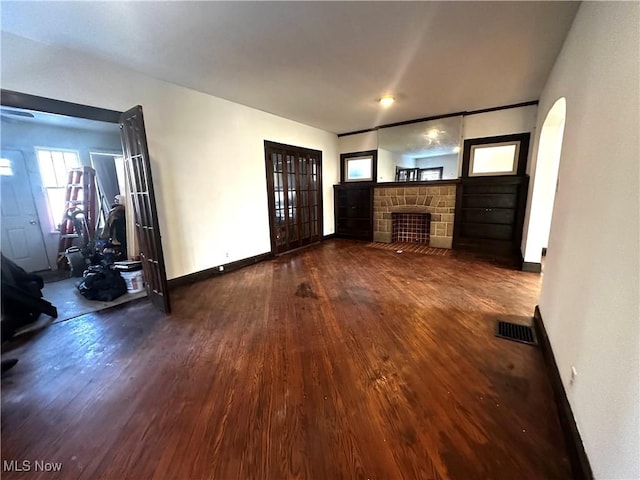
[225,252,229,258]
[569,366,577,386]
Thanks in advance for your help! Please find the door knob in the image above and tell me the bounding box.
[29,220,38,225]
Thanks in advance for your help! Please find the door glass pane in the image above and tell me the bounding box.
[273,153,283,172]
[276,225,286,245]
[37,151,56,186]
[289,210,298,240]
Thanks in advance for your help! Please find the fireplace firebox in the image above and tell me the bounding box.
[391,212,431,244]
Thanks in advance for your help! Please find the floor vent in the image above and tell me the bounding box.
[495,320,538,346]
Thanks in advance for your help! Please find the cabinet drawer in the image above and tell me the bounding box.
[460,208,515,225]
[462,194,517,209]
[337,218,371,231]
[463,183,518,195]
[460,223,514,241]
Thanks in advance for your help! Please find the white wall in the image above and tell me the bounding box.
[462,105,538,142]
[337,131,377,154]
[376,148,395,182]
[1,120,122,269]
[536,3,639,479]
[1,33,339,280]
[416,153,459,179]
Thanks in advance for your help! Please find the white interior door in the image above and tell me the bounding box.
[1,149,50,272]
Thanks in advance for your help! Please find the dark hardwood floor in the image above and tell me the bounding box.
[1,239,571,479]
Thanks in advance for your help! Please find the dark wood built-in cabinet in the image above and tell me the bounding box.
[453,175,529,259]
[334,184,373,241]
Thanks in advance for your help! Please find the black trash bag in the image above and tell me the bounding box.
[77,265,127,302]
[1,253,50,340]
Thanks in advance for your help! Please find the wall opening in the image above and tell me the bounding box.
[523,97,567,266]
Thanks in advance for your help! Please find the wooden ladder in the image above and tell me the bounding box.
[57,166,98,268]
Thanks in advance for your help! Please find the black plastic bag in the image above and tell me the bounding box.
[77,266,127,302]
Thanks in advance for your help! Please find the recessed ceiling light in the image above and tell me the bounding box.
[379,95,395,108]
[426,128,439,140]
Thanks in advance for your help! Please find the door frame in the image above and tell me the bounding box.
[1,89,170,312]
[1,89,121,123]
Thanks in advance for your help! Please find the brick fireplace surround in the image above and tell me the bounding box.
[373,183,457,248]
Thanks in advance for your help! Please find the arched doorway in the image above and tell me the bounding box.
[522,97,567,268]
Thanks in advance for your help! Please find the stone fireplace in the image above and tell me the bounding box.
[392,212,431,244]
[373,184,457,248]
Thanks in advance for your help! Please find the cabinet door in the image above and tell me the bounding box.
[334,186,372,240]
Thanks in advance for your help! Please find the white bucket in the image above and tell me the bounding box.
[120,270,145,293]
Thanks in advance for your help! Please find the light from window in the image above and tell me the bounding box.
[419,167,443,181]
[470,142,519,176]
[345,156,373,181]
[0,158,13,176]
[36,148,80,229]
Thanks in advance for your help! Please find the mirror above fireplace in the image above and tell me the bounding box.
[377,115,463,182]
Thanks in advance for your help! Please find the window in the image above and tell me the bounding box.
[395,167,419,182]
[469,142,520,176]
[461,133,530,178]
[340,150,377,183]
[0,158,13,176]
[36,148,81,229]
[419,167,444,181]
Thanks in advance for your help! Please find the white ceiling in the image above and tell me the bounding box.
[0,1,579,134]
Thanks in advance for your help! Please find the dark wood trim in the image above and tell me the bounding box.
[461,133,530,178]
[344,178,460,188]
[337,127,378,137]
[340,150,378,183]
[337,100,539,137]
[323,233,336,241]
[522,261,542,273]
[533,306,594,480]
[1,89,121,123]
[168,252,273,290]
[462,100,539,117]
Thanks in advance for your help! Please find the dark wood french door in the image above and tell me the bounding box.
[120,106,171,313]
[265,141,323,255]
